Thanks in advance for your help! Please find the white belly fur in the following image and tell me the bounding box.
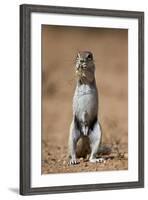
[73,84,98,124]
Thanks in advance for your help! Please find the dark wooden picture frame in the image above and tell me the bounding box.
[20,4,144,195]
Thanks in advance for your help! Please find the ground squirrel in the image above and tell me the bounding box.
[68,51,104,165]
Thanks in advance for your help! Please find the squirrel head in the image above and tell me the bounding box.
[75,51,95,83]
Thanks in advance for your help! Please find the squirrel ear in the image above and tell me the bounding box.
[77,52,81,58]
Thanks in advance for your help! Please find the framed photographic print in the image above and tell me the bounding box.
[20,4,144,195]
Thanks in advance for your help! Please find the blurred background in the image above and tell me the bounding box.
[41,25,128,174]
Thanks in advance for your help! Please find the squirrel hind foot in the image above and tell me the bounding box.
[89,158,106,163]
[68,158,80,165]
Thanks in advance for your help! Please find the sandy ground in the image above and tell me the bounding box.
[41,26,128,174]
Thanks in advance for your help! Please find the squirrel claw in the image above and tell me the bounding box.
[69,159,79,165]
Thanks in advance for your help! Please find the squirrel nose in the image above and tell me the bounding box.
[80,60,85,64]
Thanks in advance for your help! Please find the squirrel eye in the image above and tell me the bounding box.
[87,54,93,60]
